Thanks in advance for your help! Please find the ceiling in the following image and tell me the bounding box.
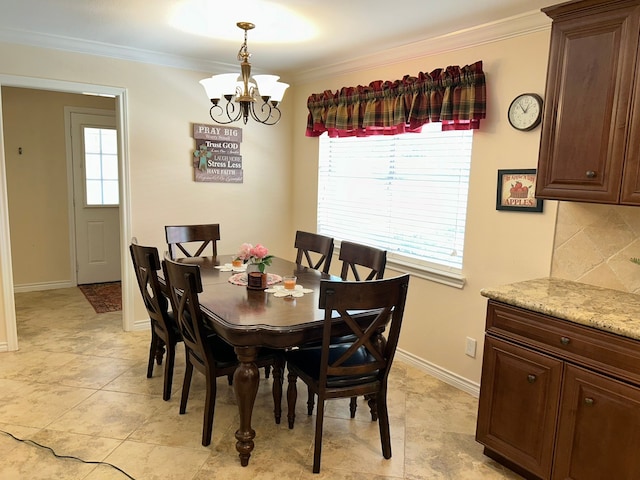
[0,0,554,82]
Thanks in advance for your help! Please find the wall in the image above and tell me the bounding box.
[0,43,293,347]
[552,202,640,293]
[291,29,558,386]
[0,23,562,388]
[2,87,115,287]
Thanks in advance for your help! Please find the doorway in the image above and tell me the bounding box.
[0,76,133,352]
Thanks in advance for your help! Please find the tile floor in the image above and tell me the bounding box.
[0,287,523,479]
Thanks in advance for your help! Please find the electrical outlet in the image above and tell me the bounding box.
[465,337,477,358]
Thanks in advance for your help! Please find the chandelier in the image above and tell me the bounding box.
[199,22,289,126]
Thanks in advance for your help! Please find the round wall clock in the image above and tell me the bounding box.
[507,93,543,131]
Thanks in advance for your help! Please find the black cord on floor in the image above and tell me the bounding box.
[0,429,136,479]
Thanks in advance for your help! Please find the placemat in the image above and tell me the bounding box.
[265,285,314,298]
[229,272,282,286]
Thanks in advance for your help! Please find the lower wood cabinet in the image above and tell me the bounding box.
[553,365,640,480]
[476,301,640,480]
[476,337,561,479]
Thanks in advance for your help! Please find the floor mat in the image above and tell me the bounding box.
[78,281,122,313]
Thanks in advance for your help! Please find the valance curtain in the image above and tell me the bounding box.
[306,60,486,137]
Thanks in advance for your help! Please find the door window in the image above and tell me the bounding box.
[83,127,119,206]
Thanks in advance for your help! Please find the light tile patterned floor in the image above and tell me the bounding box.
[0,287,523,479]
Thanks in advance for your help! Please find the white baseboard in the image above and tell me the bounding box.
[0,341,7,352]
[396,348,480,398]
[132,318,150,331]
[13,280,75,293]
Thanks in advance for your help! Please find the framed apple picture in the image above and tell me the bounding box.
[496,169,543,212]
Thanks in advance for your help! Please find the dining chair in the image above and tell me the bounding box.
[162,256,283,447]
[165,223,220,260]
[301,240,389,420]
[294,230,335,274]
[285,274,410,473]
[129,239,182,401]
[338,240,387,281]
[320,240,388,419]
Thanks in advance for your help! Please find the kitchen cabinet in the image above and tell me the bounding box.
[535,0,640,204]
[476,300,640,480]
[476,336,562,479]
[553,365,640,479]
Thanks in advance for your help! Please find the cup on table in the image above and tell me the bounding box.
[283,275,297,290]
[232,259,243,268]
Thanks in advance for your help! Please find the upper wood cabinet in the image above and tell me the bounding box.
[535,0,640,205]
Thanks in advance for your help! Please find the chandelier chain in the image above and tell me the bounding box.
[238,28,251,63]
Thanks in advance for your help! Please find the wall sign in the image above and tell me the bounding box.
[496,169,544,212]
[192,123,243,183]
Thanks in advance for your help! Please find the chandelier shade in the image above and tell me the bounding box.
[200,23,289,125]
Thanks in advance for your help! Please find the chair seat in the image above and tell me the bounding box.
[149,310,182,340]
[204,334,238,367]
[298,333,355,349]
[166,311,182,337]
[287,344,379,388]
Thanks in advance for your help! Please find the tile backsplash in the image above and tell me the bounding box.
[552,202,640,294]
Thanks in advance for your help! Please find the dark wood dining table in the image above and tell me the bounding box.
[162,254,347,466]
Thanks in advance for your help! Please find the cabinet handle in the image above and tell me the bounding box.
[585,170,597,178]
[527,374,537,383]
[560,337,571,345]
[584,397,594,406]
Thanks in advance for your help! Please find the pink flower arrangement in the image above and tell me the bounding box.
[236,243,253,262]
[235,243,274,273]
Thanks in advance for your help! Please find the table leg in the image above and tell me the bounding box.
[233,346,259,466]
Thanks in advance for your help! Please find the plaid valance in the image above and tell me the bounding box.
[306,60,486,137]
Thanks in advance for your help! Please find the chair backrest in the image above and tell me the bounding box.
[318,274,410,385]
[294,230,335,274]
[129,239,172,333]
[338,241,387,281]
[162,256,213,366]
[165,224,220,259]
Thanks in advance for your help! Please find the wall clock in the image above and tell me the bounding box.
[507,93,543,131]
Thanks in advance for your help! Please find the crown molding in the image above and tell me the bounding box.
[0,9,551,84]
[0,27,236,73]
[292,10,551,84]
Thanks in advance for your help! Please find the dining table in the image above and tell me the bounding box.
[160,254,357,467]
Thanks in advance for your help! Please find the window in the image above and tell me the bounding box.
[83,127,119,206]
[317,123,473,287]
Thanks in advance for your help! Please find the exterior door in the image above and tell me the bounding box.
[71,112,121,284]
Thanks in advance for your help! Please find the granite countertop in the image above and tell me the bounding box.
[480,277,640,341]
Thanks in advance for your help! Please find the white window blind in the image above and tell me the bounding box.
[318,123,473,275]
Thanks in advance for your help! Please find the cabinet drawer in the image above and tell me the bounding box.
[487,301,640,386]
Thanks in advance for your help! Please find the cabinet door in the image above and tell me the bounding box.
[553,365,640,480]
[621,43,640,204]
[476,337,563,479]
[536,2,640,203]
